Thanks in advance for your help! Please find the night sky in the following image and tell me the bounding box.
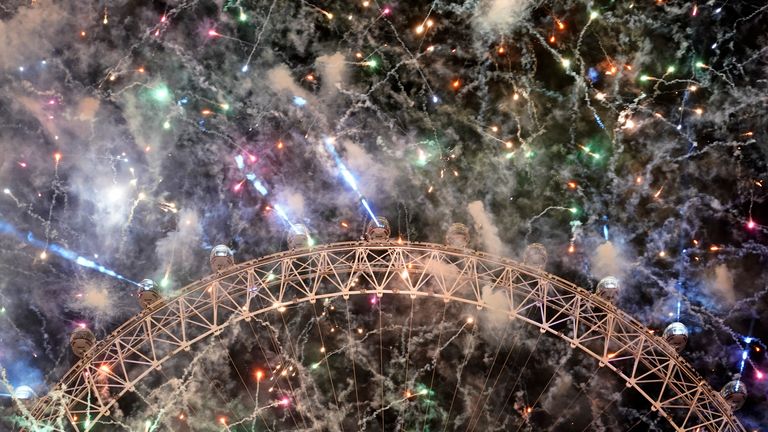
[1,0,767,430]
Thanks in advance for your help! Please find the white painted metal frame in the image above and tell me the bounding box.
[24,242,745,431]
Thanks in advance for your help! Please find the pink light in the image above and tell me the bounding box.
[370,295,378,305]
[77,322,86,328]
[248,154,257,163]
[17,162,26,168]
[160,15,167,23]
[382,7,391,15]
[747,219,756,229]
[208,29,219,37]
[233,180,245,192]
[278,397,290,407]
[757,370,764,380]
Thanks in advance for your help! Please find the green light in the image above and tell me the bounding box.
[505,152,514,159]
[666,66,675,73]
[267,273,276,281]
[308,236,315,247]
[162,120,171,129]
[695,61,705,68]
[311,362,320,370]
[561,58,571,68]
[0,306,5,313]
[151,84,171,103]
[569,207,578,214]
[239,12,247,22]
[525,150,535,158]
[589,11,599,19]
[639,75,649,82]
[220,102,230,111]
[160,277,170,288]
[416,148,429,166]
[367,59,378,69]
[592,153,601,159]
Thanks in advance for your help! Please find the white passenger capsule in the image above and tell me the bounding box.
[287,224,310,249]
[720,380,747,411]
[137,279,161,310]
[210,244,235,272]
[13,385,36,400]
[662,322,689,353]
[523,243,548,269]
[365,217,391,241]
[596,276,620,302]
[445,223,470,248]
[70,327,96,358]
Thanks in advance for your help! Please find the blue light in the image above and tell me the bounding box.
[339,166,359,192]
[594,112,605,129]
[250,179,268,196]
[587,67,599,82]
[235,155,245,170]
[602,224,609,240]
[744,337,753,343]
[241,64,249,72]
[361,199,380,226]
[293,96,307,106]
[324,137,381,225]
[272,204,295,230]
[0,220,137,285]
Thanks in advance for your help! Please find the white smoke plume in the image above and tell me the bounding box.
[467,201,506,256]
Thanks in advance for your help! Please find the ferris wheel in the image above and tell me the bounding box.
[19,221,747,431]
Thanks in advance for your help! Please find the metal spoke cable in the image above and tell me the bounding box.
[344,299,363,428]
[310,302,343,426]
[419,302,449,432]
[485,331,543,432]
[442,323,478,432]
[463,318,514,431]
[578,386,627,432]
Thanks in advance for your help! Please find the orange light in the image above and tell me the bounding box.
[556,20,565,30]
[201,109,212,115]
[341,221,348,228]
[568,243,575,254]
[80,31,86,37]
[277,141,284,149]
[497,46,505,54]
[549,35,556,43]
[709,245,720,251]
[567,181,577,189]
[219,416,227,425]
[99,364,110,373]
[54,152,62,162]
[451,79,461,89]
[255,370,264,381]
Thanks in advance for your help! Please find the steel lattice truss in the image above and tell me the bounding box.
[25,242,745,431]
